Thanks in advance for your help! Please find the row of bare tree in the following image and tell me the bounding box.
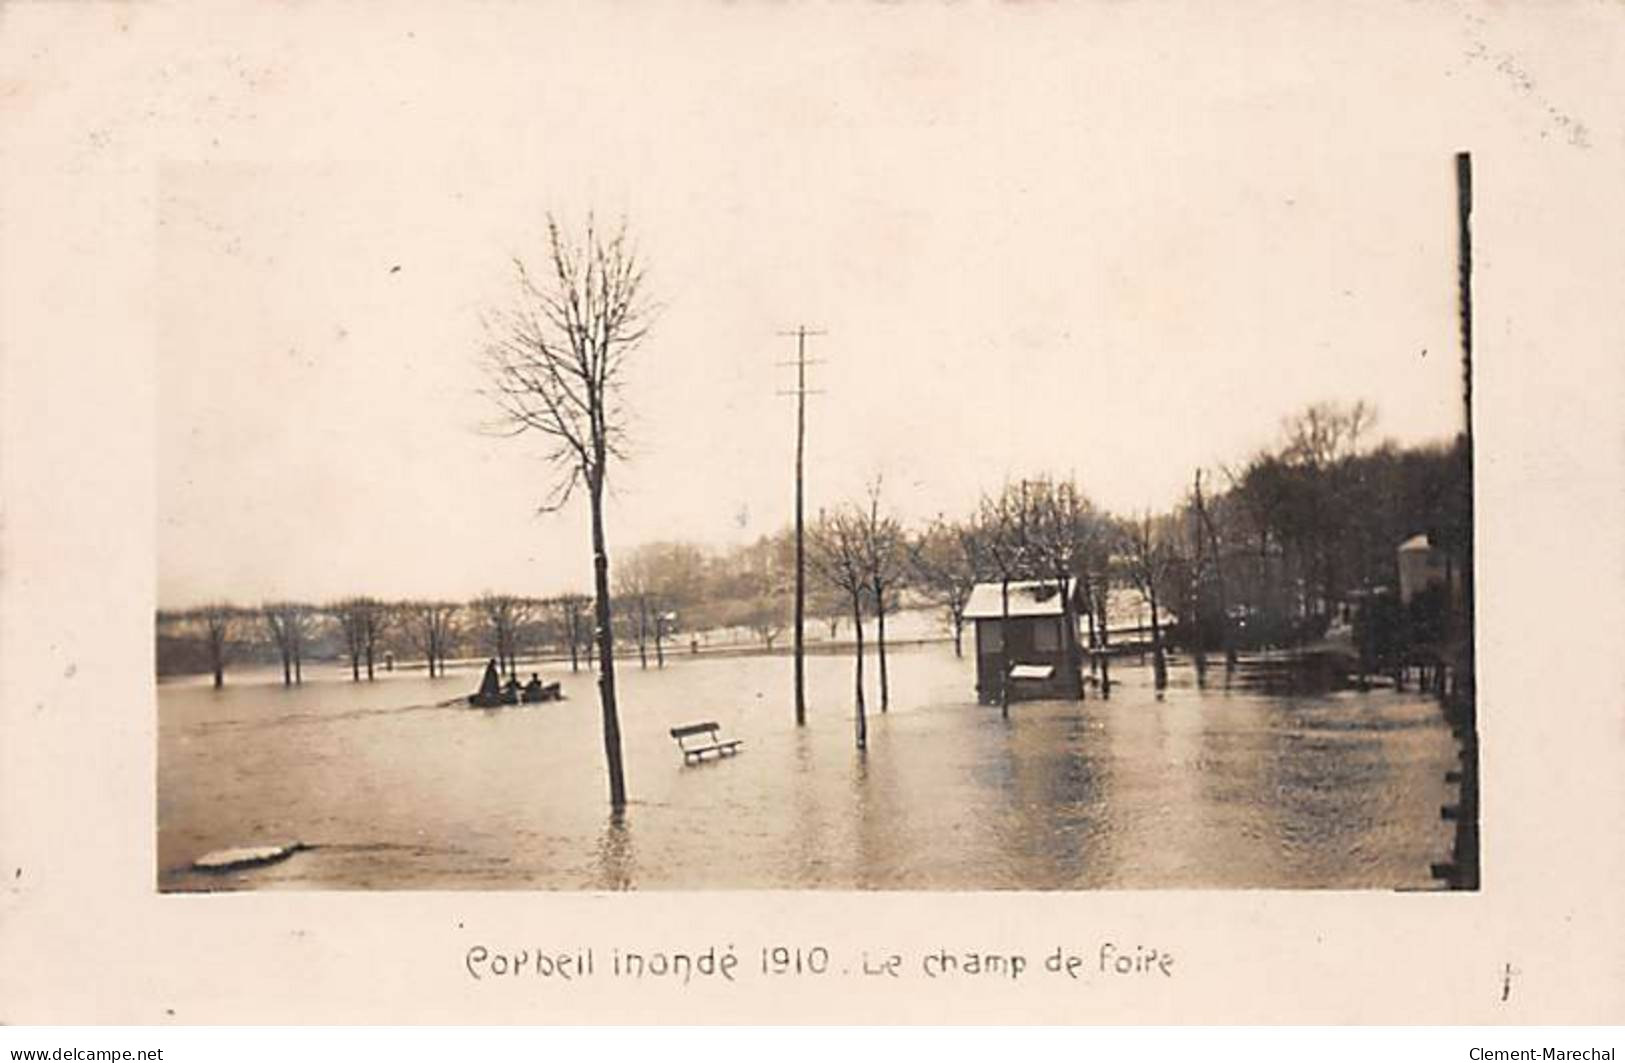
[156,593,598,689]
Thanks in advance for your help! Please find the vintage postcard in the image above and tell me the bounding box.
[1,0,1621,1025]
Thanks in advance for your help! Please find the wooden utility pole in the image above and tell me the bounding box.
[1453,152,1476,707]
[1452,150,1479,891]
[778,326,825,726]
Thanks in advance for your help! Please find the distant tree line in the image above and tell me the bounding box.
[159,402,1469,721]
[154,540,872,687]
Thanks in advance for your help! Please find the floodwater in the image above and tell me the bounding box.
[157,642,1460,891]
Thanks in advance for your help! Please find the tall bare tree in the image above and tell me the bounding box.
[482,214,651,810]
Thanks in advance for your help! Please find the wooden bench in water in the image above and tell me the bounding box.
[670,721,743,764]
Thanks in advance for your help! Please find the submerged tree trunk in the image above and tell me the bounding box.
[1194,476,1238,673]
[1189,580,1209,685]
[589,475,627,810]
[1080,578,1099,679]
[637,597,648,669]
[850,593,867,750]
[875,584,890,712]
[431,619,448,678]
[1149,592,1168,689]
[999,576,1011,719]
[1057,572,1081,700]
[951,608,964,658]
[1095,584,1111,697]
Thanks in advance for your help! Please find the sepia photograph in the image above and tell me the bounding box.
[154,63,1477,896]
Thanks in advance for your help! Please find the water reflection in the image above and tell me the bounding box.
[790,726,832,885]
[591,809,636,890]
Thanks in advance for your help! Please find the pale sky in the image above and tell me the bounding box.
[154,4,1519,608]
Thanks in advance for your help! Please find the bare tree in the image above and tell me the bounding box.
[1282,400,1375,470]
[1120,514,1180,689]
[908,518,979,658]
[637,541,704,668]
[1022,475,1097,701]
[436,602,463,676]
[1279,400,1378,615]
[481,214,652,810]
[809,507,872,750]
[262,601,314,686]
[405,600,461,678]
[473,593,534,679]
[614,555,654,669]
[331,598,389,681]
[971,487,1033,717]
[332,601,364,682]
[859,479,906,712]
[1080,531,1114,695]
[814,590,846,641]
[1190,468,1238,673]
[551,593,591,672]
[743,593,788,650]
[180,604,244,689]
[367,602,392,680]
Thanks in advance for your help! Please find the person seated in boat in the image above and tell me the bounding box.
[477,658,502,700]
[524,673,545,700]
[503,675,522,698]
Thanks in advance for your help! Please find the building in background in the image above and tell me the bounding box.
[1397,533,1456,605]
[964,579,1083,703]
